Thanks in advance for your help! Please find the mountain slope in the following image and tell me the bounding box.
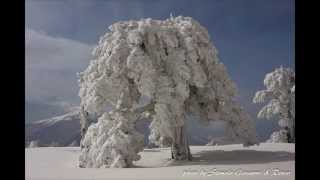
[25,101,67,124]
[25,107,81,147]
[26,107,241,147]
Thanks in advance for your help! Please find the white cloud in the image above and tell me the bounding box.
[26,29,93,105]
[26,29,93,69]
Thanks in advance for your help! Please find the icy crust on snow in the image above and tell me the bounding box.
[78,16,258,168]
[253,67,295,142]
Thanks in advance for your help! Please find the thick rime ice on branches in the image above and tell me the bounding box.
[253,67,295,143]
[79,110,144,168]
[78,16,258,168]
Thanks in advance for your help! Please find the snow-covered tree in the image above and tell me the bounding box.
[49,142,60,147]
[28,140,39,148]
[78,16,258,168]
[68,140,79,147]
[266,129,288,143]
[253,67,295,143]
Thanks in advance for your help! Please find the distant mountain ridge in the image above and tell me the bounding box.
[25,106,238,147]
[25,101,67,124]
[25,107,81,147]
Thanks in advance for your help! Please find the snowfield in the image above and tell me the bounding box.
[26,143,294,180]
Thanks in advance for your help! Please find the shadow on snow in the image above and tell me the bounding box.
[167,150,294,166]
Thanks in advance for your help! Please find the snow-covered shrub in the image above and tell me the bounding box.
[253,67,295,143]
[68,140,79,147]
[79,110,144,168]
[28,140,39,148]
[49,142,60,147]
[266,129,288,143]
[78,16,258,168]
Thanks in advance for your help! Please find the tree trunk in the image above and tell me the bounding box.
[171,125,192,161]
[287,104,295,143]
[287,92,295,143]
[80,106,98,142]
[80,106,89,141]
[287,121,295,143]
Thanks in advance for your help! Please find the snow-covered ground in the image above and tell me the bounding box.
[26,143,294,180]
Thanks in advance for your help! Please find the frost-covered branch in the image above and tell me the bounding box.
[253,67,295,143]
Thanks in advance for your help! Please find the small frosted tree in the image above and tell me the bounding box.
[28,140,39,148]
[68,140,79,147]
[266,129,288,143]
[253,67,295,143]
[78,16,258,168]
[49,142,60,147]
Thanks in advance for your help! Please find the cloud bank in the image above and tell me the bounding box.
[26,29,93,105]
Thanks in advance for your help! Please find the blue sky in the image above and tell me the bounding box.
[26,0,294,140]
